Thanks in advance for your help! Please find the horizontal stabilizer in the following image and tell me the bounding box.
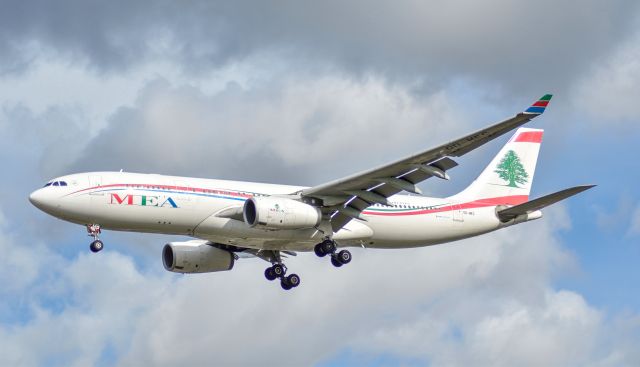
[497,184,595,221]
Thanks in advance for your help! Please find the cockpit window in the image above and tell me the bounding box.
[45,181,68,187]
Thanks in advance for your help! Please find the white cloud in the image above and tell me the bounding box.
[571,31,640,126]
[69,75,469,186]
[3,203,637,366]
[0,209,62,295]
[358,290,601,367]
[628,204,640,236]
[0,251,170,367]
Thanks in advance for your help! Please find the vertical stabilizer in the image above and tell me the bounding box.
[450,127,543,205]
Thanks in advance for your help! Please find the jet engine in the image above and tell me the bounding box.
[162,240,234,273]
[243,196,321,230]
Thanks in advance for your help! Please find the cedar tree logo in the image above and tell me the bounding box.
[494,150,529,188]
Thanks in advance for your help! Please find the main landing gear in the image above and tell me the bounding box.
[264,263,301,290]
[87,224,103,253]
[314,239,352,267]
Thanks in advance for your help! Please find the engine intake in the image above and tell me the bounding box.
[162,240,234,273]
[243,196,321,230]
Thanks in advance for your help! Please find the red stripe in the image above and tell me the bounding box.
[362,195,529,216]
[68,184,530,218]
[532,100,549,107]
[66,183,253,198]
[514,131,543,143]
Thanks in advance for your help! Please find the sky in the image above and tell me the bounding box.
[1,1,639,366]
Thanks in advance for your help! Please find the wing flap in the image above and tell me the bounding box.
[331,212,354,232]
[497,185,595,221]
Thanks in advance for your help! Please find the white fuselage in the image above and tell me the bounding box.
[29,171,520,252]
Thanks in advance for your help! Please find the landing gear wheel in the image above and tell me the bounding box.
[314,243,326,257]
[286,273,301,288]
[264,267,277,281]
[89,240,103,253]
[272,264,285,277]
[337,250,352,264]
[315,239,353,267]
[320,239,336,254]
[331,255,343,267]
[280,278,293,290]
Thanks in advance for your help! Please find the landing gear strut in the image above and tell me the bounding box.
[264,261,301,290]
[314,239,352,267]
[87,224,103,253]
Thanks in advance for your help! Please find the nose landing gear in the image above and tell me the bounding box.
[314,239,352,267]
[87,224,103,253]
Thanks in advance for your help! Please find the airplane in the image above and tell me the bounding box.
[28,94,594,290]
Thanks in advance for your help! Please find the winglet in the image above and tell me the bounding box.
[524,94,553,114]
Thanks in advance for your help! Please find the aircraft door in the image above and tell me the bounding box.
[175,181,193,205]
[452,204,464,223]
[89,175,103,195]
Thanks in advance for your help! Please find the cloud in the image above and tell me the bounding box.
[571,29,640,127]
[1,1,638,96]
[0,103,91,174]
[0,251,170,367]
[594,193,637,233]
[68,76,468,186]
[0,202,637,366]
[355,290,602,367]
[0,211,58,296]
[628,204,640,236]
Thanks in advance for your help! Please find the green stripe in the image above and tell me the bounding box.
[540,94,553,101]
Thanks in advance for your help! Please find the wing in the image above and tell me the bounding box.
[300,94,553,232]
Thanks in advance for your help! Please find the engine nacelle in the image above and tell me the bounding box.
[162,240,234,273]
[243,196,321,230]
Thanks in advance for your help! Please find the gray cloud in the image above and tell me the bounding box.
[1,1,638,97]
[571,29,640,128]
[0,103,93,241]
[68,76,468,187]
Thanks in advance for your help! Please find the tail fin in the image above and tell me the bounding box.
[451,127,544,205]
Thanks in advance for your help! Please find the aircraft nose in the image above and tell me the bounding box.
[29,189,47,210]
